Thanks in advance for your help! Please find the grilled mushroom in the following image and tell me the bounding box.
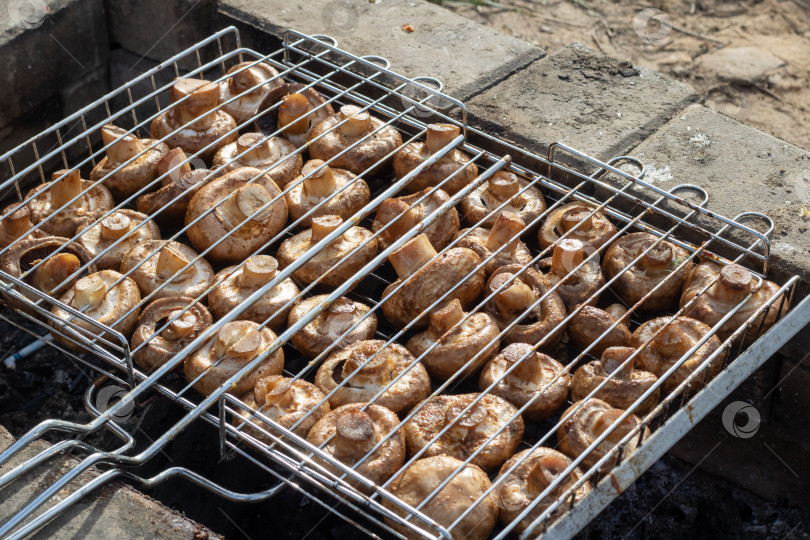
[276,215,377,288]
[27,169,114,237]
[680,262,787,343]
[120,240,214,302]
[496,447,591,535]
[208,255,299,330]
[314,340,430,414]
[236,374,329,439]
[220,61,285,124]
[538,238,605,311]
[285,160,370,227]
[76,210,161,270]
[480,343,570,421]
[571,346,659,415]
[274,87,335,147]
[454,212,532,276]
[405,299,500,380]
[557,399,649,474]
[393,123,477,195]
[382,234,485,329]
[631,316,722,393]
[50,270,141,350]
[484,265,567,347]
[184,320,283,396]
[538,202,617,251]
[130,296,213,373]
[307,403,405,485]
[384,455,498,540]
[288,295,377,358]
[89,124,170,200]
[568,304,632,357]
[308,105,403,176]
[372,187,459,251]
[461,170,546,230]
[0,202,46,249]
[185,167,288,264]
[149,78,238,162]
[404,393,524,471]
[602,232,693,312]
[212,133,302,188]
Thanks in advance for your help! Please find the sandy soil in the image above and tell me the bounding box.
[440,0,810,151]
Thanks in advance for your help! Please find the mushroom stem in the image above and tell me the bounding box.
[425,123,460,153]
[639,240,673,272]
[302,160,337,198]
[714,264,753,303]
[376,198,419,237]
[255,375,294,409]
[73,274,107,309]
[502,347,539,380]
[101,124,144,165]
[278,93,312,135]
[654,323,692,358]
[172,79,220,129]
[310,215,343,243]
[605,303,628,320]
[334,410,379,458]
[429,299,465,336]
[600,346,636,380]
[551,238,586,276]
[50,170,83,210]
[486,212,525,255]
[389,234,437,279]
[161,310,197,341]
[446,401,487,440]
[1,203,33,242]
[560,207,594,233]
[157,148,192,186]
[238,255,279,288]
[488,171,521,201]
[237,133,275,163]
[234,183,274,222]
[156,246,194,281]
[337,105,371,137]
[99,213,133,241]
[526,453,570,497]
[31,253,80,295]
[214,322,263,360]
[342,348,390,385]
[492,273,537,314]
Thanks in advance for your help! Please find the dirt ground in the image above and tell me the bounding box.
[440,0,810,151]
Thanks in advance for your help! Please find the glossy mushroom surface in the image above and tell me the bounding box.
[602,232,694,312]
[372,187,459,251]
[220,61,285,124]
[212,133,302,188]
[185,167,288,264]
[120,240,214,302]
[273,86,335,147]
[285,160,369,227]
[568,304,632,357]
[236,374,329,439]
[288,295,377,358]
[393,123,478,195]
[538,202,617,251]
[382,234,485,329]
[461,170,546,229]
[131,296,212,372]
[454,212,532,276]
[538,238,605,311]
[184,320,283,396]
[27,169,114,237]
[0,203,45,249]
[406,299,500,380]
[77,210,161,270]
[314,340,430,414]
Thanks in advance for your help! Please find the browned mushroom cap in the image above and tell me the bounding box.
[454,212,532,276]
[136,148,223,224]
[571,346,659,415]
[275,89,335,147]
[484,265,567,348]
[557,399,649,474]
[480,342,570,421]
[568,304,632,357]
[285,160,370,227]
[308,105,403,176]
[288,295,377,358]
[149,78,238,162]
[307,402,405,486]
[208,255,299,330]
[372,187,459,252]
[382,235,485,329]
[0,202,46,249]
[602,232,694,312]
[538,202,617,251]
[276,215,378,288]
[50,270,141,350]
[27,169,115,237]
[185,167,289,264]
[680,262,787,343]
[538,238,605,311]
[120,240,214,302]
[404,393,524,471]
[130,296,213,373]
[393,124,478,195]
[89,124,170,200]
[212,133,302,188]
[220,61,285,124]
[631,316,722,393]
[384,455,498,540]
[314,339,430,414]
[406,299,500,380]
[236,374,329,439]
[76,210,161,270]
[461,170,546,230]
[184,320,283,396]
[496,447,591,535]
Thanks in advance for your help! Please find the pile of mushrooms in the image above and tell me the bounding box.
[461,170,546,229]
[288,295,377,358]
[372,188,459,251]
[27,169,114,237]
[90,124,169,200]
[285,160,369,227]
[212,133,302,188]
